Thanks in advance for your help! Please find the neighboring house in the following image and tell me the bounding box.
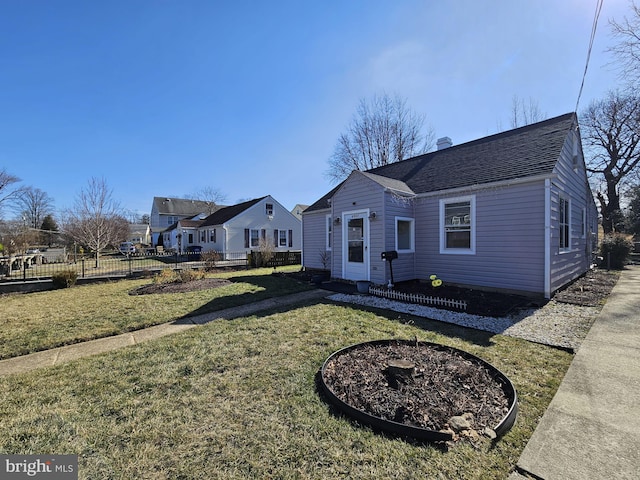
[197,195,301,256]
[150,196,222,246]
[303,113,598,298]
[127,223,151,246]
[162,218,204,253]
[291,204,309,221]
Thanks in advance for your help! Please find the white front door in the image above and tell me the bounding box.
[343,210,369,281]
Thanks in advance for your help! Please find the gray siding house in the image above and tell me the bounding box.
[303,113,598,298]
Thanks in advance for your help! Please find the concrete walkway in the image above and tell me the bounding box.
[512,265,640,480]
[0,289,328,377]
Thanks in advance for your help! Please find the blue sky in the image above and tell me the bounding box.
[0,0,630,219]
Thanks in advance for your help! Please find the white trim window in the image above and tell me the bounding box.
[250,229,260,248]
[278,229,288,247]
[559,196,570,251]
[440,196,476,254]
[326,214,332,250]
[395,217,415,253]
[265,203,274,216]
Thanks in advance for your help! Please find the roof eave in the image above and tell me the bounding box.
[414,173,557,198]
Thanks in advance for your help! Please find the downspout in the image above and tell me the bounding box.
[544,179,551,298]
[222,224,228,260]
[330,200,335,277]
[300,215,305,269]
[381,188,386,285]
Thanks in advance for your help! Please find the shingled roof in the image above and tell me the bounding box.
[306,112,576,212]
[153,197,222,216]
[199,197,266,227]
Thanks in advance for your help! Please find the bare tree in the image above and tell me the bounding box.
[62,177,126,267]
[187,187,227,214]
[608,1,640,90]
[581,91,640,233]
[0,219,38,276]
[326,93,435,183]
[0,169,24,218]
[508,95,547,128]
[12,186,54,229]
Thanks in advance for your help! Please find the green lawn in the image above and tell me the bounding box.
[0,295,572,479]
[0,266,309,359]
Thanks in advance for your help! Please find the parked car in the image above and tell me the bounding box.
[119,242,136,254]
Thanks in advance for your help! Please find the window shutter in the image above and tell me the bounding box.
[288,229,293,248]
[261,229,266,240]
[274,229,278,246]
[213,229,216,243]
[244,229,249,248]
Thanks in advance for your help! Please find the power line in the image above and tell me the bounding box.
[575,0,605,113]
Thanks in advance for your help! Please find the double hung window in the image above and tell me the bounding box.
[559,197,570,250]
[440,196,475,254]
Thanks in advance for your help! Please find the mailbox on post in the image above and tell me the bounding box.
[381,250,398,287]
[381,251,398,261]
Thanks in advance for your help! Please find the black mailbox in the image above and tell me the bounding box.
[381,250,398,261]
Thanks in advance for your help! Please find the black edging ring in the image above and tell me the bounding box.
[318,339,518,442]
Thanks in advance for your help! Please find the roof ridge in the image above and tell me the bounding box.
[368,112,576,174]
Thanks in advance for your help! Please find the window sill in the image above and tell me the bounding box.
[439,249,476,255]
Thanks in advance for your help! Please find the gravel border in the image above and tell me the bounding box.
[328,293,601,351]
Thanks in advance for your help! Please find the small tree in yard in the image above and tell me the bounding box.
[202,250,221,271]
[599,233,634,269]
[62,177,127,268]
[255,238,275,267]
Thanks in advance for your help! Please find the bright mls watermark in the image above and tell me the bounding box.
[0,455,77,479]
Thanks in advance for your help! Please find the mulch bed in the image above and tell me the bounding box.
[322,341,511,444]
[389,281,532,317]
[129,278,232,295]
[552,269,619,306]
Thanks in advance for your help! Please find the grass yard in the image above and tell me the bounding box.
[0,266,309,360]
[0,296,573,479]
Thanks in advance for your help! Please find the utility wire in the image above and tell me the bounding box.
[575,0,605,113]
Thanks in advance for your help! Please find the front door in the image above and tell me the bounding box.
[343,210,369,281]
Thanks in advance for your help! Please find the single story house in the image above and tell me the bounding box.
[163,195,301,255]
[303,112,598,298]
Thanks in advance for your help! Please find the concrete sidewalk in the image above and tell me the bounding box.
[512,265,640,480]
[0,289,329,377]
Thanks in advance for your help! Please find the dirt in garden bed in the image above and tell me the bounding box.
[552,268,619,307]
[322,341,512,444]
